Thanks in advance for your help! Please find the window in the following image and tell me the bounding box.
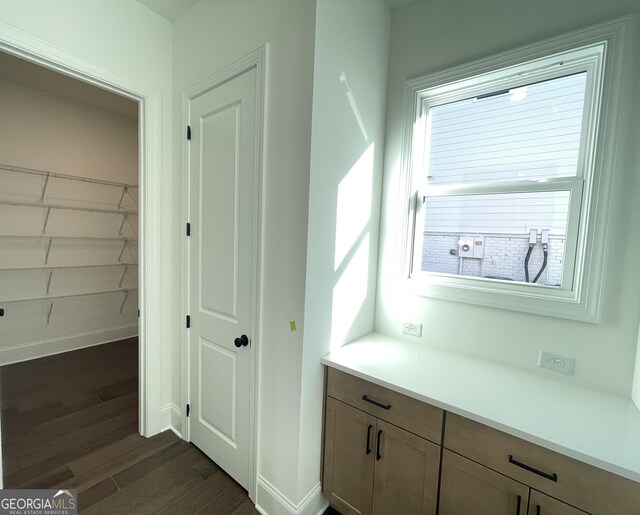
[419,72,586,290]
[400,20,627,322]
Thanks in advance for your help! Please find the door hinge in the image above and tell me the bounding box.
[186,222,191,236]
[186,315,191,328]
[187,125,191,141]
[186,404,190,417]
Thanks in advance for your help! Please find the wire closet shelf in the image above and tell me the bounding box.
[0,164,139,324]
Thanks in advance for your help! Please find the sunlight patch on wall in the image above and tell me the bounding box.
[331,233,370,351]
[335,143,374,269]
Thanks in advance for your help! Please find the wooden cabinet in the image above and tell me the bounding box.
[326,367,443,442]
[440,449,528,515]
[323,398,376,515]
[323,369,442,515]
[528,490,588,515]
[444,413,640,515]
[371,420,440,515]
[322,367,640,515]
[439,450,588,515]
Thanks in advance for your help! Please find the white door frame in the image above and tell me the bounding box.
[182,46,267,502]
[0,21,166,487]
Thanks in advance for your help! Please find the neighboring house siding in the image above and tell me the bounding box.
[423,191,570,235]
[427,72,586,185]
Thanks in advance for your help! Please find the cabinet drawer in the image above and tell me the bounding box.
[326,367,443,444]
[445,413,640,515]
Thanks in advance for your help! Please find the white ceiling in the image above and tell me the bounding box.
[0,1,416,119]
[136,0,414,23]
[387,0,416,10]
[0,52,138,118]
[136,0,200,22]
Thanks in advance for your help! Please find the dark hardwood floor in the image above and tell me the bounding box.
[0,338,258,514]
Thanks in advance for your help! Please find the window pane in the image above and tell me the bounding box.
[421,191,570,287]
[426,73,587,184]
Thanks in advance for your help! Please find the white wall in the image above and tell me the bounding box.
[172,0,317,511]
[635,330,640,411]
[0,78,137,183]
[0,77,139,363]
[377,0,640,395]
[633,48,640,412]
[302,0,390,504]
[0,0,174,429]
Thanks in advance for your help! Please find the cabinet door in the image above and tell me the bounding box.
[528,490,589,515]
[440,450,529,515]
[372,420,440,515]
[324,397,376,515]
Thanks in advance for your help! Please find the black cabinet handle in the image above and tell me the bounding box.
[376,429,383,461]
[509,455,558,482]
[365,424,373,455]
[362,395,391,410]
[536,505,541,515]
[516,495,521,515]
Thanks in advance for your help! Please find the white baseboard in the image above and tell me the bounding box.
[0,324,138,365]
[160,404,172,432]
[161,402,183,438]
[256,476,328,515]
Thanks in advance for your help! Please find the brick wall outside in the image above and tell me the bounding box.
[422,232,565,286]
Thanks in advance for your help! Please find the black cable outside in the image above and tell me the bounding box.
[532,247,548,283]
[524,244,534,282]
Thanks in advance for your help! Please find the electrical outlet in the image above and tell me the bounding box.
[402,322,422,337]
[538,350,574,375]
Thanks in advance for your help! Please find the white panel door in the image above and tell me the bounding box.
[188,66,257,489]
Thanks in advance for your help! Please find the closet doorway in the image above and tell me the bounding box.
[0,51,141,488]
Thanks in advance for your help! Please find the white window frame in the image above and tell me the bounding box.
[398,18,629,322]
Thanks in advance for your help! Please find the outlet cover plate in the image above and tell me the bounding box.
[538,350,574,375]
[402,322,422,337]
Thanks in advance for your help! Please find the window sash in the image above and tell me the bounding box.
[411,58,601,190]
[411,177,583,292]
[413,43,604,113]
[421,177,582,198]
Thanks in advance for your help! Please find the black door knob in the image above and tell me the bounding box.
[234,334,249,348]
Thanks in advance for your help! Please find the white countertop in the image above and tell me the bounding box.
[321,332,640,483]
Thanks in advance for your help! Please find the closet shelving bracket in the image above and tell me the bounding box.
[0,163,139,324]
[1,288,138,325]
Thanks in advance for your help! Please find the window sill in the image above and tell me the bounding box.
[405,274,601,323]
